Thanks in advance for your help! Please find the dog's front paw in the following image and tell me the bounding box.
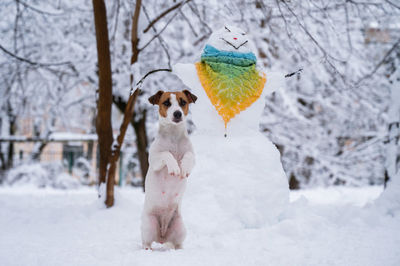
[180,161,193,179]
[180,166,190,179]
[166,160,180,176]
[180,152,194,179]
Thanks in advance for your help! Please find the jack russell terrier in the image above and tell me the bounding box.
[141,90,197,250]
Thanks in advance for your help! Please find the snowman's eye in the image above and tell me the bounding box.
[225,26,231,32]
[241,33,246,36]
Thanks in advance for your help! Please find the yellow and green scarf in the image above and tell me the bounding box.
[195,45,266,128]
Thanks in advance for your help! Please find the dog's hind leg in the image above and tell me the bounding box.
[165,210,186,249]
[159,208,176,240]
[141,213,159,249]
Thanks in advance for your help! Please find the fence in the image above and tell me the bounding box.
[0,139,142,187]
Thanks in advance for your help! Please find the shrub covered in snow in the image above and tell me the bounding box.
[5,163,80,189]
[72,157,94,185]
[374,173,400,216]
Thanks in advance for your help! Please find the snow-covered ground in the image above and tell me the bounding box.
[0,185,399,266]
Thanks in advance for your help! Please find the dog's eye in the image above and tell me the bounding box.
[180,99,187,107]
[163,100,171,107]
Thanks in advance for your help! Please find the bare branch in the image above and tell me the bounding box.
[0,43,72,67]
[356,38,400,85]
[385,0,400,9]
[344,2,353,56]
[110,0,120,43]
[179,10,198,37]
[129,0,142,89]
[142,5,172,69]
[136,69,172,87]
[285,68,303,78]
[280,1,346,82]
[187,2,212,33]
[16,0,63,16]
[130,0,142,63]
[129,68,172,96]
[138,0,191,51]
[142,0,191,33]
[346,0,382,7]
[276,0,310,56]
[193,34,210,46]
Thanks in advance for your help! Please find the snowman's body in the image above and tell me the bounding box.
[173,26,289,231]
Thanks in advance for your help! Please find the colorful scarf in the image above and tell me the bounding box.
[195,45,266,128]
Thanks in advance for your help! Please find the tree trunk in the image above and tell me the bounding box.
[133,109,149,190]
[86,111,96,161]
[112,97,149,189]
[7,113,16,170]
[106,89,140,206]
[92,0,114,191]
[385,81,400,186]
[0,118,3,171]
[0,152,5,171]
[93,0,143,207]
[31,142,47,161]
[87,140,94,161]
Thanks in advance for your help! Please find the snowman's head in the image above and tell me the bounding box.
[207,25,254,54]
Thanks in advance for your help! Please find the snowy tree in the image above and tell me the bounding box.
[242,0,400,188]
[384,47,400,186]
[0,0,97,173]
[1,0,399,189]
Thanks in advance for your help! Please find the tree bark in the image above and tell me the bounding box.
[106,89,140,207]
[129,0,149,189]
[133,110,149,190]
[31,142,47,161]
[385,85,400,186]
[6,102,16,170]
[0,152,5,171]
[93,0,144,207]
[130,0,142,70]
[113,97,149,189]
[92,0,113,187]
[7,134,14,170]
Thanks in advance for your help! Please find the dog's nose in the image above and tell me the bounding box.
[173,111,182,119]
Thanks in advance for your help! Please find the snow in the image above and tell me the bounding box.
[0,4,399,266]
[0,186,399,266]
[2,26,398,261]
[290,186,383,207]
[375,172,400,216]
[5,163,81,189]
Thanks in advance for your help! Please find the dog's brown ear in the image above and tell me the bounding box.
[148,90,164,105]
[183,90,197,104]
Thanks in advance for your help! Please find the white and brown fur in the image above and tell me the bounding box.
[141,90,197,250]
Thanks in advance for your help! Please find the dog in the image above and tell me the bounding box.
[141,90,197,250]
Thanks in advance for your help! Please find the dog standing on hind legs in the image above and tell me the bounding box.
[141,90,197,250]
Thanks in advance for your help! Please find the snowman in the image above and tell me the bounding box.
[173,25,289,232]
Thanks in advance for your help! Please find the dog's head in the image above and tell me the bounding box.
[148,90,197,124]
